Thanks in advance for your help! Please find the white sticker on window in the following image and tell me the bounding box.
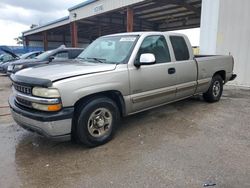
[120,37,136,42]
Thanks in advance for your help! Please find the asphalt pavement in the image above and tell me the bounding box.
[0,75,249,188]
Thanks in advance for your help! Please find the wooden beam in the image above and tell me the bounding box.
[175,0,201,15]
[158,15,199,24]
[146,10,195,22]
[136,5,178,17]
[135,1,201,17]
[109,12,154,28]
[159,23,200,31]
[43,31,48,51]
[127,7,134,32]
[70,21,78,47]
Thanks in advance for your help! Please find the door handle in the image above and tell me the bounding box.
[168,68,176,74]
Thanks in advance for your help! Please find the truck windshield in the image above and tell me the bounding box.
[77,35,139,64]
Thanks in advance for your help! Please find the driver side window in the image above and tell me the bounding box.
[136,35,171,64]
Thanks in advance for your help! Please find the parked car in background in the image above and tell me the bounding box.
[0,50,43,74]
[9,32,236,147]
[7,46,84,74]
[0,53,17,63]
[0,47,19,63]
[19,51,43,60]
[0,47,19,73]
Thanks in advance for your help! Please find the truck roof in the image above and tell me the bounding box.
[105,31,186,37]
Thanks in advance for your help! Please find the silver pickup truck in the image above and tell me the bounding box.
[9,32,236,147]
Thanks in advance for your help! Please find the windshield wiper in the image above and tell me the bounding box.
[76,57,86,60]
[76,57,85,59]
[87,57,106,64]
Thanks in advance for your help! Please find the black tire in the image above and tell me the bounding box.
[74,97,120,147]
[203,74,223,103]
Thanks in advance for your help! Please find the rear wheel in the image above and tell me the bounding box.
[74,97,120,147]
[203,75,223,102]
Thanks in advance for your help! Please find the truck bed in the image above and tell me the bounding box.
[194,54,234,82]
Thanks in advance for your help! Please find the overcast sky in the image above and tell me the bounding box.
[0,0,83,45]
[0,0,200,46]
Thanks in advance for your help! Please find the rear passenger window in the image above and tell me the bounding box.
[137,35,171,64]
[170,36,190,61]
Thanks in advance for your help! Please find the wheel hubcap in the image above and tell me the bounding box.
[87,108,112,138]
[213,81,221,97]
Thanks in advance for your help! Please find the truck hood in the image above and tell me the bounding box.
[15,61,117,83]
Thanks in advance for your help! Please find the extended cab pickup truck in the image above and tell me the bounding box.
[9,32,237,147]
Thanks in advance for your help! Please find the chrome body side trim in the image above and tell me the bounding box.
[176,81,197,92]
[128,95,194,116]
[132,87,176,103]
[195,78,211,94]
[197,78,211,86]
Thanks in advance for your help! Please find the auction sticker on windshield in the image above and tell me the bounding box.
[120,37,136,42]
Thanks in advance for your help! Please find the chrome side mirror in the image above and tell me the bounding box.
[139,53,156,65]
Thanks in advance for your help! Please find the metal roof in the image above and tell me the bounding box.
[75,0,201,37]
[105,31,187,37]
[23,16,70,36]
[23,0,202,42]
[68,0,98,11]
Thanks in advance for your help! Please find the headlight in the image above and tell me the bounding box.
[14,65,23,69]
[32,87,60,98]
[32,103,62,111]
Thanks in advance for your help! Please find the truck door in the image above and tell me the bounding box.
[169,36,197,99]
[128,35,177,112]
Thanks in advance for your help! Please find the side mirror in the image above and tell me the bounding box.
[135,53,156,68]
[49,56,55,62]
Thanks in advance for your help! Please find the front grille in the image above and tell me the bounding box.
[13,83,32,95]
[16,96,32,108]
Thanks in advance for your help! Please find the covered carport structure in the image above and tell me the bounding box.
[23,0,202,50]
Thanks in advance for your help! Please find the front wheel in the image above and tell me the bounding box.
[203,75,223,103]
[74,97,120,147]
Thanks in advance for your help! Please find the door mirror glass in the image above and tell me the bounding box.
[139,53,156,65]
